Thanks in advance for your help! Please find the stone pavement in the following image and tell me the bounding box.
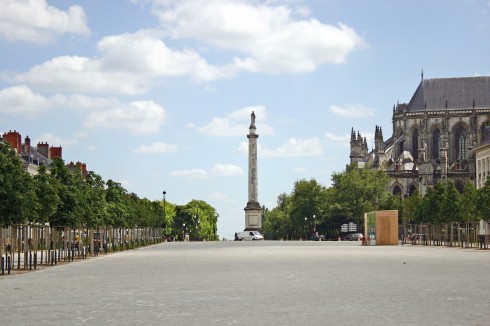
[0,241,489,325]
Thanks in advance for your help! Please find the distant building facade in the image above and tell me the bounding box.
[350,76,490,195]
[1,129,87,175]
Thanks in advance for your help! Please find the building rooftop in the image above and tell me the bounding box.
[406,76,490,112]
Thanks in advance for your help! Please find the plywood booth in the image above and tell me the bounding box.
[364,210,398,245]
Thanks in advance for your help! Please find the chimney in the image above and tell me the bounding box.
[24,135,31,154]
[37,142,49,158]
[49,146,62,159]
[5,130,22,153]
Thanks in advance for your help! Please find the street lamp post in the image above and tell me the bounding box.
[183,223,186,242]
[313,214,316,239]
[214,213,218,241]
[162,190,166,241]
[304,217,307,240]
[194,206,199,241]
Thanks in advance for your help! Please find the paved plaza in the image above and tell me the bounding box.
[1,241,489,325]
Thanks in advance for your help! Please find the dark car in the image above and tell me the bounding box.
[307,234,325,241]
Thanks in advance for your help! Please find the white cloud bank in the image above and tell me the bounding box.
[0,0,89,43]
[0,85,121,114]
[170,163,243,178]
[133,142,177,154]
[212,164,243,176]
[84,100,167,134]
[197,106,273,136]
[236,137,323,157]
[329,104,376,118]
[8,1,363,94]
[150,0,364,74]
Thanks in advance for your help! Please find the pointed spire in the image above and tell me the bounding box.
[445,100,448,109]
[424,101,427,110]
[421,69,424,80]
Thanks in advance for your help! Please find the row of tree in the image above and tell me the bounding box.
[0,141,218,240]
[262,162,490,240]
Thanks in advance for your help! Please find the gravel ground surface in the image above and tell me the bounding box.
[1,241,489,325]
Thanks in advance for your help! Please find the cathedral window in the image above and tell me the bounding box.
[480,120,490,144]
[392,185,402,196]
[432,128,440,159]
[412,129,419,161]
[455,127,468,160]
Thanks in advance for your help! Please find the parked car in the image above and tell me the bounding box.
[342,233,363,241]
[307,234,326,241]
[236,231,264,241]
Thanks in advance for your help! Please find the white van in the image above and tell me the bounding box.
[236,231,264,241]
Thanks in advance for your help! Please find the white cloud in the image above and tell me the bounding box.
[0,85,124,113]
[197,105,273,136]
[97,31,232,81]
[33,133,77,148]
[209,191,234,202]
[84,100,166,134]
[236,137,323,157]
[292,167,306,173]
[133,142,177,154]
[151,0,363,73]
[12,31,232,94]
[329,104,376,118]
[262,138,323,157]
[227,106,267,121]
[325,132,350,147]
[0,85,57,113]
[0,0,89,43]
[14,55,147,95]
[170,164,243,178]
[170,169,208,178]
[212,164,244,176]
[197,117,247,136]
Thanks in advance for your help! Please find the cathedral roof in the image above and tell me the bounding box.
[406,76,490,112]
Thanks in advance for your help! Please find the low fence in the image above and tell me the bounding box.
[0,225,163,276]
[401,222,489,249]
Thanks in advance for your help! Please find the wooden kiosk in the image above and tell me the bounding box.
[364,210,398,245]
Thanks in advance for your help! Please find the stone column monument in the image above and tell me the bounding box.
[244,111,262,231]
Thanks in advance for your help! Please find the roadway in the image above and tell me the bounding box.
[1,241,489,325]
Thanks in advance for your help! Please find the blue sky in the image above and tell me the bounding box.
[1,0,489,239]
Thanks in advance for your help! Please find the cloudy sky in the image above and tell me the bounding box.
[1,0,489,239]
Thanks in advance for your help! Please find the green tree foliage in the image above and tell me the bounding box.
[0,142,38,225]
[0,141,219,237]
[331,162,390,224]
[440,181,461,223]
[403,191,422,224]
[105,179,130,227]
[290,179,328,237]
[460,182,479,222]
[477,177,490,220]
[174,199,217,240]
[81,171,107,227]
[263,193,292,239]
[33,165,60,224]
[49,158,82,228]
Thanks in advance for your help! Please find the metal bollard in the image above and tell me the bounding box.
[29,251,32,270]
[34,253,37,270]
[1,256,4,275]
[7,256,11,274]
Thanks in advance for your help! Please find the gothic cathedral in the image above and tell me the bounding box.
[350,76,490,196]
